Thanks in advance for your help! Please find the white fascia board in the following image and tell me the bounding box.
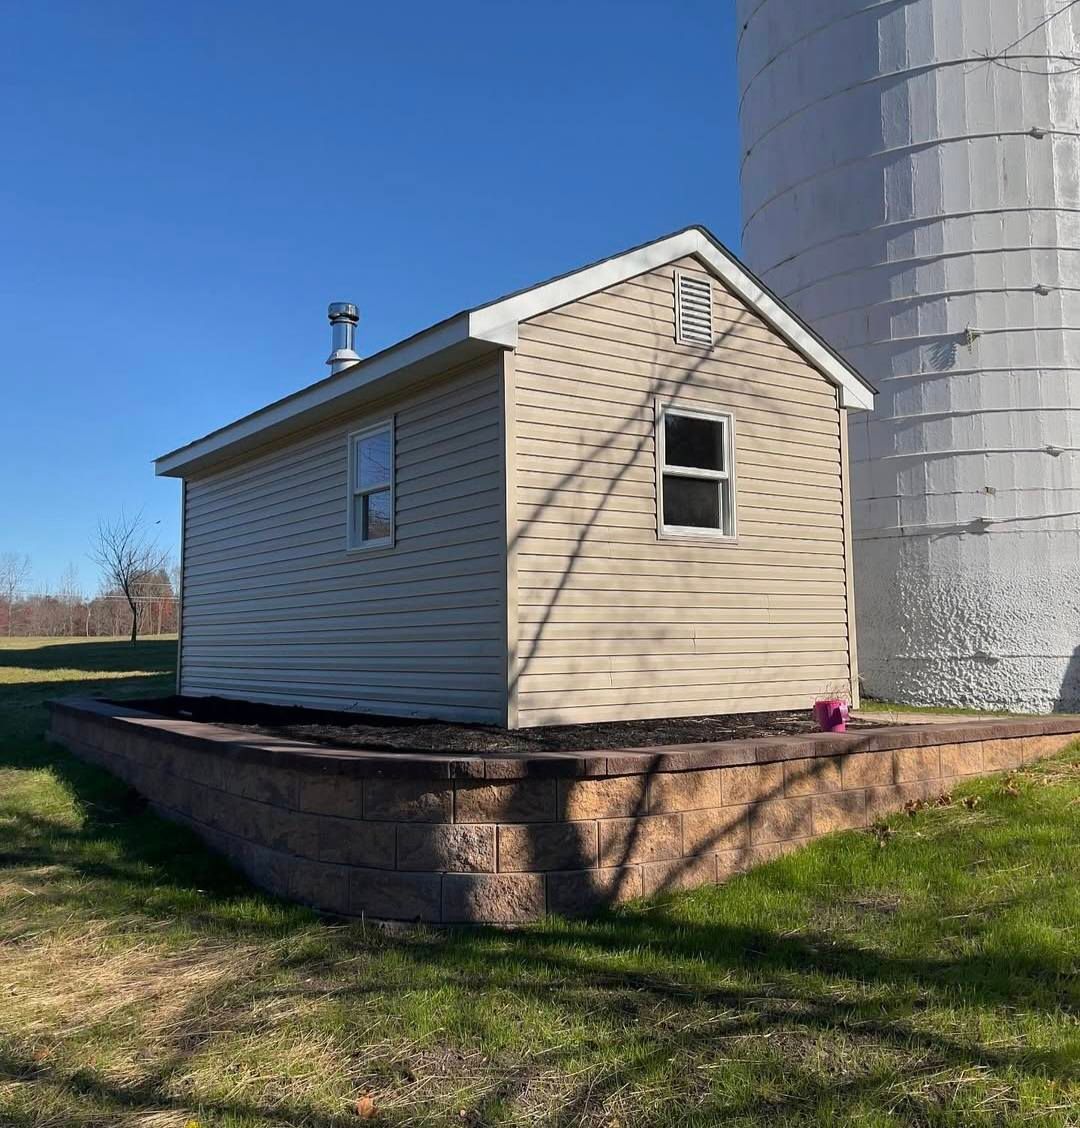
[468,228,703,343]
[698,236,875,411]
[157,226,872,479]
[469,227,874,411]
[155,312,474,477]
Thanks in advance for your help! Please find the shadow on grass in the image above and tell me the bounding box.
[5,733,1080,1122]
[2,640,1078,1123]
[0,637,176,673]
[0,638,176,752]
[401,932,1075,1125]
[0,1046,358,1128]
[0,636,277,932]
[0,723,313,936]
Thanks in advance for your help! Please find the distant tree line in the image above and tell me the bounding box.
[1,513,178,641]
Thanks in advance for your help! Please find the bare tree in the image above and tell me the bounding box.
[0,552,31,636]
[58,563,82,637]
[92,513,169,645]
[169,561,182,614]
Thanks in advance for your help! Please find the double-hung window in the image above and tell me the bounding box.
[348,420,394,549]
[657,404,735,539]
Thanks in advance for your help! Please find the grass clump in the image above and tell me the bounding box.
[0,637,1078,1125]
[858,697,1036,719]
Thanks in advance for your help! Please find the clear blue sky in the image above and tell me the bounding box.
[1,1,740,594]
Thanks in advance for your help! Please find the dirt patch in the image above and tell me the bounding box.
[121,696,881,755]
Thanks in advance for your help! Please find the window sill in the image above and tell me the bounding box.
[658,528,738,547]
[345,538,396,558]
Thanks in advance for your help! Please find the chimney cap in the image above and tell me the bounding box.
[328,301,359,324]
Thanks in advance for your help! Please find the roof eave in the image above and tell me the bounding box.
[156,224,874,480]
[154,311,499,478]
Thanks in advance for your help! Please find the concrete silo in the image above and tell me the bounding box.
[736,0,1080,711]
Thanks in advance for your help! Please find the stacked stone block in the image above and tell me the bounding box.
[48,699,1080,924]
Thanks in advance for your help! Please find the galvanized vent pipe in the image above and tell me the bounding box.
[326,302,360,373]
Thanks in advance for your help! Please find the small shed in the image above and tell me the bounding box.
[156,226,875,729]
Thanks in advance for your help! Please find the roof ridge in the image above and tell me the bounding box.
[156,225,874,478]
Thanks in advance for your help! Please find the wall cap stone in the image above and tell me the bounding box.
[48,697,1080,781]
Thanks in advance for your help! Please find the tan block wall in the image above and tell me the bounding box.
[48,706,1078,925]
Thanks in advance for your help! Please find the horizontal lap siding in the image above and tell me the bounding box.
[513,258,852,726]
[181,360,507,722]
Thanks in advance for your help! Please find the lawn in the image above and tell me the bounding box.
[0,638,1078,1126]
[858,699,1026,719]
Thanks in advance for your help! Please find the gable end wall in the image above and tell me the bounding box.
[511,256,854,726]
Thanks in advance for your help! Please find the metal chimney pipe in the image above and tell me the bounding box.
[326,302,360,373]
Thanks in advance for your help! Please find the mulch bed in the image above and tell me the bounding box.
[126,695,881,756]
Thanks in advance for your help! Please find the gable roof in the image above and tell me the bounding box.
[155,225,875,478]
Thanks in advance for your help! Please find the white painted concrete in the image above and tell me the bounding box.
[737,0,1080,712]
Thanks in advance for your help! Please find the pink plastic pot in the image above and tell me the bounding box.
[813,699,849,733]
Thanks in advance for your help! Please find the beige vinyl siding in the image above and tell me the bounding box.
[512,257,854,726]
[180,357,508,723]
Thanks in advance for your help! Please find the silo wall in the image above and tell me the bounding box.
[737,0,1080,711]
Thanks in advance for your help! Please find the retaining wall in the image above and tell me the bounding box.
[47,698,1080,924]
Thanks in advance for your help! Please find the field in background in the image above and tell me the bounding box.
[0,638,1078,1126]
[0,635,176,721]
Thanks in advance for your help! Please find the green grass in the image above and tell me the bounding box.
[0,638,1078,1126]
[858,698,1025,718]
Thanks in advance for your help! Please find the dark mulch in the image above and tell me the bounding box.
[124,695,881,756]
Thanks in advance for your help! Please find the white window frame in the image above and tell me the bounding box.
[656,401,736,542]
[346,417,395,552]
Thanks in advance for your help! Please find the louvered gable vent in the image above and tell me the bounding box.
[675,271,714,347]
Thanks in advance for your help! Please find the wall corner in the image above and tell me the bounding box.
[838,400,860,709]
[176,478,187,696]
[499,348,521,729]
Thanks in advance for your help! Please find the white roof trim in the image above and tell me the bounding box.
[155,313,474,476]
[156,226,873,477]
[468,227,874,410]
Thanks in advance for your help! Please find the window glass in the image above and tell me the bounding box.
[363,490,392,541]
[665,413,724,471]
[352,496,366,542]
[663,475,721,529]
[349,422,394,549]
[356,431,392,490]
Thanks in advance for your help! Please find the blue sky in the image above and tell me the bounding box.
[1,1,739,594]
